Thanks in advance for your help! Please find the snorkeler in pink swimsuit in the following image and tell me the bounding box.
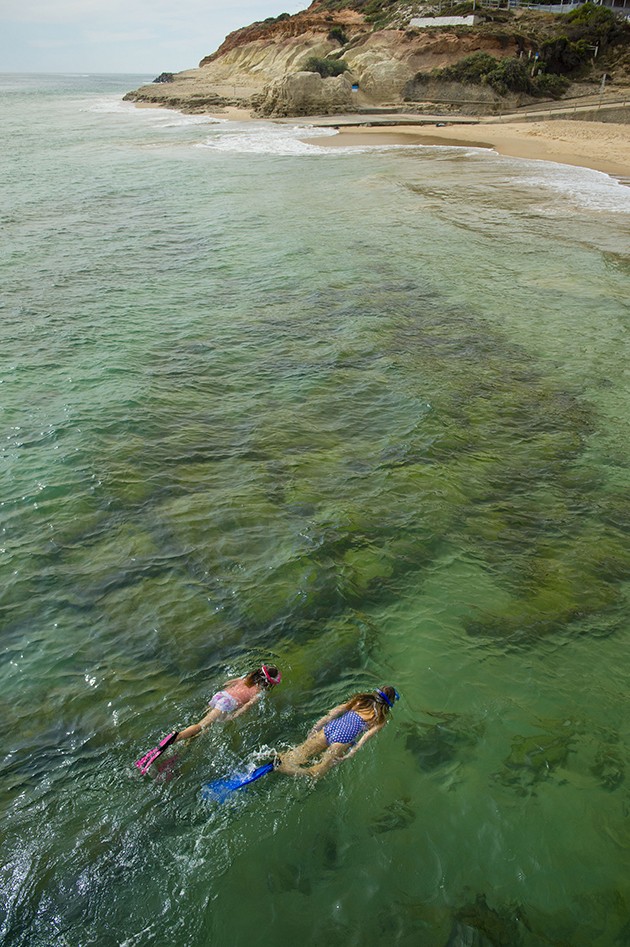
[135,665,282,774]
[176,665,282,740]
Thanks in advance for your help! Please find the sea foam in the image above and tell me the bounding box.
[197,122,338,156]
[504,155,630,213]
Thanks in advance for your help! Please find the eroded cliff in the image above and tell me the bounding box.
[123,0,630,117]
[125,14,519,115]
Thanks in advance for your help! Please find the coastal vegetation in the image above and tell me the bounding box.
[328,24,350,44]
[537,2,624,73]
[417,2,628,99]
[303,54,350,76]
[432,51,570,97]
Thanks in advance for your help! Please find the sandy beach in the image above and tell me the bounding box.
[162,92,630,179]
[314,120,630,180]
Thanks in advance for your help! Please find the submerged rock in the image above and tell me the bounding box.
[274,611,376,696]
[343,544,395,594]
[447,894,524,947]
[495,731,572,795]
[266,861,312,895]
[591,741,625,791]
[403,713,485,772]
[369,797,416,834]
[446,921,496,947]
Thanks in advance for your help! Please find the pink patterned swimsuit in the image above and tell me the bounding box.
[209,678,259,714]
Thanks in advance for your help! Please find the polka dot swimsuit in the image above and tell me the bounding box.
[324,710,368,745]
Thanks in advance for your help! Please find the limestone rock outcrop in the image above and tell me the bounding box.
[253,71,356,117]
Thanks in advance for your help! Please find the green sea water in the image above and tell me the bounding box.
[2,73,630,946]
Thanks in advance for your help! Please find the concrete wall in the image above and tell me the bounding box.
[409,14,480,27]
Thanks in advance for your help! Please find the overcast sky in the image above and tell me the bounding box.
[0,0,306,74]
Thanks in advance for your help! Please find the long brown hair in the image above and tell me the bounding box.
[347,686,397,726]
[243,665,281,689]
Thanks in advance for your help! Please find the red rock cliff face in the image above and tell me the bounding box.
[200,7,366,66]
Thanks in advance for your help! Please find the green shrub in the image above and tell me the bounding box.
[532,72,570,97]
[328,25,349,45]
[486,57,532,95]
[303,56,350,77]
[262,12,290,23]
[540,35,593,73]
[362,0,398,26]
[436,51,498,84]
[433,51,569,99]
[562,2,623,59]
[566,1,617,33]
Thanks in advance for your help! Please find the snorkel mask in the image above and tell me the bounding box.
[375,688,400,708]
[261,664,282,686]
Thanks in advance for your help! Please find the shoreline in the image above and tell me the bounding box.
[149,95,630,180]
[299,119,630,180]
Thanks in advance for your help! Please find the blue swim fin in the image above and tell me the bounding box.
[201,762,274,803]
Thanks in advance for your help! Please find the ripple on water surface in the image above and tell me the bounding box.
[1,74,630,947]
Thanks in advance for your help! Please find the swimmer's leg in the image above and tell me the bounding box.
[299,742,349,779]
[277,741,348,779]
[275,731,327,773]
[176,707,225,741]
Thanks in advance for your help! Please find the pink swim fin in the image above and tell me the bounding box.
[135,731,178,775]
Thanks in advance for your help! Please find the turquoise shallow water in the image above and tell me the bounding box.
[2,73,630,946]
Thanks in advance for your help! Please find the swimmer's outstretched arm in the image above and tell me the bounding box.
[307,702,350,736]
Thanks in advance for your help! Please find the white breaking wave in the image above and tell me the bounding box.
[503,155,630,214]
[196,122,339,155]
[195,121,491,157]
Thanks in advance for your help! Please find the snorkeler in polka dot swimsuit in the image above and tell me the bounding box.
[275,687,399,780]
